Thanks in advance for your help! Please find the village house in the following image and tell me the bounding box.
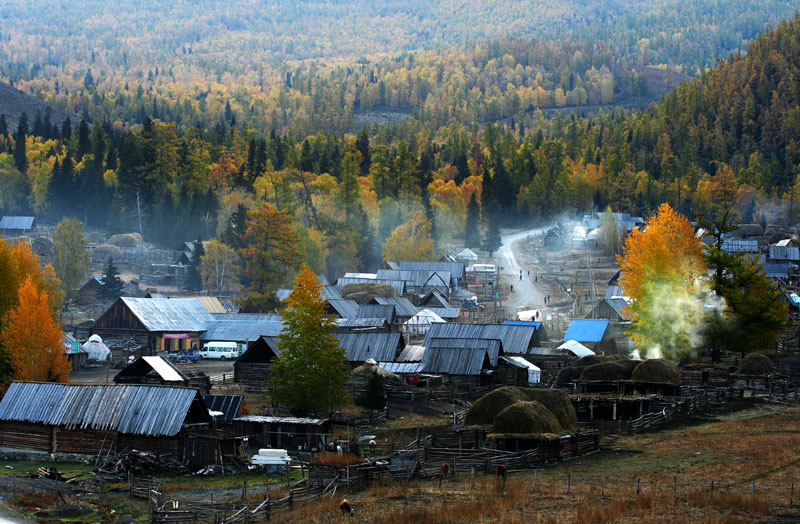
[114,355,211,393]
[420,338,531,386]
[0,216,35,237]
[563,319,617,354]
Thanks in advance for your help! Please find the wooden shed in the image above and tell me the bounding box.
[114,356,211,393]
[233,336,282,388]
[232,415,332,452]
[77,277,105,304]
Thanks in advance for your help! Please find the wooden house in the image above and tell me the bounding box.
[423,322,545,356]
[562,320,616,354]
[114,356,211,393]
[421,338,529,386]
[0,216,35,237]
[91,297,213,355]
[77,277,105,304]
[335,331,406,366]
[203,394,247,429]
[233,336,282,388]
[0,382,216,467]
[585,298,630,322]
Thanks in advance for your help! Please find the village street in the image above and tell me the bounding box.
[496,228,548,315]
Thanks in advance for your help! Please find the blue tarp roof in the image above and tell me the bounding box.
[563,319,609,343]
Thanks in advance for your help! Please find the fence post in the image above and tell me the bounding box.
[791,483,794,506]
[471,468,475,490]
[533,470,537,493]
[636,478,640,496]
[601,473,604,497]
[711,480,714,494]
[567,472,571,495]
[673,476,677,498]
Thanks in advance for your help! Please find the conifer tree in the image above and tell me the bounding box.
[464,193,481,247]
[99,257,125,301]
[184,237,204,292]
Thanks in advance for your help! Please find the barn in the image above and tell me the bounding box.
[233,336,282,388]
[421,338,528,387]
[335,331,406,366]
[114,356,211,393]
[0,216,35,237]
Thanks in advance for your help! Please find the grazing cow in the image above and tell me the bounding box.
[339,499,353,515]
[496,464,508,479]
[441,462,450,478]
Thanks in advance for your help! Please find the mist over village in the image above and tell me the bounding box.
[0,1,799,522]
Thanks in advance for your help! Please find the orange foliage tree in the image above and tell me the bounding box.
[618,203,707,358]
[2,278,70,384]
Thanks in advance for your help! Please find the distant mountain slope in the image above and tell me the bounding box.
[0,81,72,130]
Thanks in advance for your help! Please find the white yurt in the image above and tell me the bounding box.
[403,309,445,335]
[82,334,111,361]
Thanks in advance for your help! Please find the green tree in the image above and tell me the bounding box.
[53,218,90,301]
[464,193,481,247]
[269,267,350,416]
[355,372,387,411]
[184,237,204,292]
[484,214,502,256]
[598,206,620,255]
[99,257,124,301]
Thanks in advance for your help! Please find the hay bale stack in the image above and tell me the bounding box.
[108,233,143,247]
[580,361,634,381]
[464,386,526,426]
[574,354,627,367]
[519,389,576,431]
[736,353,774,376]
[86,231,106,244]
[351,361,400,382]
[736,224,764,237]
[30,236,53,255]
[630,359,681,384]
[618,359,642,375]
[555,365,585,386]
[340,282,396,304]
[492,401,562,435]
[94,244,124,258]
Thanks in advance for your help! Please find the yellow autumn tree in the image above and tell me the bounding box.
[381,210,435,262]
[2,277,70,385]
[617,203,707,359]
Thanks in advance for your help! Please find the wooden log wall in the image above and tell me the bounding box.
[0,422,50,452]
[55,428,116,454]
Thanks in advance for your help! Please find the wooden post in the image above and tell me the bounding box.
[601,473,604,497]
[567,472,571,494]
[711,480,714,494]
[471,468,475,490]
[242,480,247,501]
[791,483,794,506]
[533,471,537,493]
[674,475,677,498]
[752,483,756,499]
[636,478,640,495]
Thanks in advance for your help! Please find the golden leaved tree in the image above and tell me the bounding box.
[2,278,70,385]
[617,203,707,359]
[381,210,435,262]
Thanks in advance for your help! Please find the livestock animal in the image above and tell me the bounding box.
[496,464,508,479]
[441,462,450,478]
[339,499,353,515]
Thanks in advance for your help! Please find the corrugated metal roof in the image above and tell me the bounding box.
[605,284,624,299]
[203,394,243,425]
[504,356,541,371]
[0,382,205,436]
[398,260,464,279]
[377,269,451,290]
[0,216,35,230]
[423,323,537,355]
[722,239,759,253]
[418,289,451,308]
[211,313,283,322]
[763,263,793,279]
[422,338,500,375]
[769,245,800,261]
[327,298,360,318]
[421,307,460,319]
[371,297,418,317]
[397,345,425,362]
[563,320,609,343]
[171,296,227,313]
[378,362,424,374]
[527,346,563,356]
[356,304,396,322]
[426,338,502,367]
[121,297,213,332]
[201,319,284,342]
[235,415,327,425]
[335,332,404,362]
[276,285,341,302]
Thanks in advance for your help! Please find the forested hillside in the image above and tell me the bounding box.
[1,6,799,289]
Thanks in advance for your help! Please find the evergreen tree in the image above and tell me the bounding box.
[13,115,27,175]
[77,120,91,159]
[484,214,502,256]
[355,129,371,175]
[464,193,481,247]
[99,257,125,301]
[356,372,387,411]
[269,268,349,416]
[61,117,72,142]
[184,237,204,291]
[0,114,7,139]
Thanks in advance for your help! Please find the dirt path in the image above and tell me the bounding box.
[496,228,548,315]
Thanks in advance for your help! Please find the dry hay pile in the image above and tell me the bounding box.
[580,360,635,381]
[341,282,396,304]
[30,236,53,255]
[108,233,143,247]
[94,244,124,258]
[735,224,764,237]
[464,386,576,431]
[351,361,401,382]
[574,354,627,367]
[492,401,562,435]
[736,353,775,375]
[630,359,681,384]
[555,365,585,386]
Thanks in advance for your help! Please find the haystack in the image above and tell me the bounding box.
[94,244,124,258]
[736,224,764,237]
[351,359,401,382]
[341,282,396,303]
[574,354,627,367]
[108,233,143,248]
[555,365,585,386]
[464,386,577,431]
[30,236,53,255]
[630,359,681,384]
[736,353,774,375]
[492,401,562,435]
[580,361,634,381]
[464,386,526,426]
[618,359,642,375]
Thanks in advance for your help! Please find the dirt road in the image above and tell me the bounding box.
[496,228,547,315]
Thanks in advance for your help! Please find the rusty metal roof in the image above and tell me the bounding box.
[0,382,207,436]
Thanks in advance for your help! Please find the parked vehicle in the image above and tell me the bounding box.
[167,350,198,363]
[199,341,239,360]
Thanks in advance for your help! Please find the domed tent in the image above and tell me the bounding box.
[403,309,445,335]
[82,334,111,361]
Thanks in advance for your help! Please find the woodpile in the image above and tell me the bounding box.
[98,449,188,477]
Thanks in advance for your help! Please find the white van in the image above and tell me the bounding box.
[200,341,239,360]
